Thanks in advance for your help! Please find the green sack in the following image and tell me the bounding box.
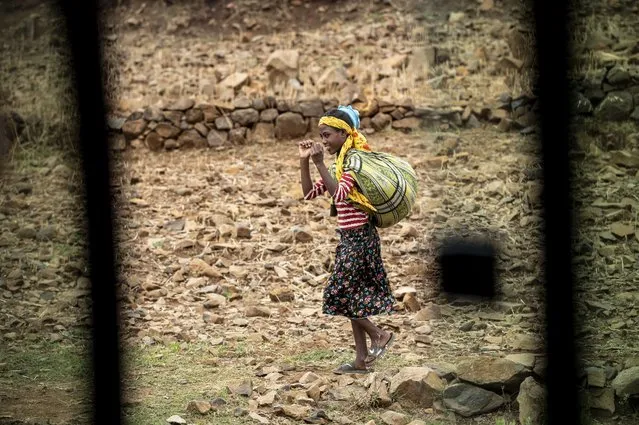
[330,150,418,228]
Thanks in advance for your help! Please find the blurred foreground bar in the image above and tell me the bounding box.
[58,1,123,424]
[532,0,580,423]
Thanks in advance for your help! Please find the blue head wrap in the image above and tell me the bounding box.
[338,105,361,130]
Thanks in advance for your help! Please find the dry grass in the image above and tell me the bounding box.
[0,3,125,150]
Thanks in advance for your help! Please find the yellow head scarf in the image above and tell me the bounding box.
[318,116,377,212]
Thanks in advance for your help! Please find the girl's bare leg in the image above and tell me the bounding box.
[354,318,392,351]
[350,319,369,369]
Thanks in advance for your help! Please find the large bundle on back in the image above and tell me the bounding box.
[319,105,418,228]
[330,150,418,228]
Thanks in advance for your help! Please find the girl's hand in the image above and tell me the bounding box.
[310,142,324,164]
[299,139,314,159]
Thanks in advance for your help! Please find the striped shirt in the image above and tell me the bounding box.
[304,172,370,230]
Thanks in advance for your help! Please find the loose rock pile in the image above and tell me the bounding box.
[574,63,639,121]
[167,356,639,424]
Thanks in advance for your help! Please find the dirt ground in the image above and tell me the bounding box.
[1,0,639,424]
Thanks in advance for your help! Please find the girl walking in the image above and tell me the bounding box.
[299,106,395,374]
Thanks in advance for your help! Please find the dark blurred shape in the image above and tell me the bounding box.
[57,1,123,425]
[438,237,496,299]
[0,111,25,158]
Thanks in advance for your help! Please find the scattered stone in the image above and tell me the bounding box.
[610,151,639,169]
[246,305,271,318]
[186,400,211,414]
[413,304,441,321]
[365,372,393,407]
[228,379,252,397]
[389,367,445,407]
[391,117,421,131]
[166,98,195,111]
[380,410,409,425]
[442,383,504,417]
[257,390,277,407]
[403,292,421,312]
[594,91,634,121]
[607,65,630,86]
[611,366,639,397]
[517,377,545,425]
[166,415,186,425]
[276,404,312,420]
[221,72,249,91]
[588,387,615,417]
[456,356,529,392]
[266,50,300,85]
[248,412,270,424]
[611,221,635,237]
[586,367,606,388]
[505,353,536,369]
[189,258,222,278]
[270,286,295,302]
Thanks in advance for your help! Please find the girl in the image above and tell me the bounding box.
[299,105,395,374]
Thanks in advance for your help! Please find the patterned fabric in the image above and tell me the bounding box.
[337,105,361,129]
[329,149,418,228]
[318,115,375,213]
[304,173,370,230]
[323,223,395,318]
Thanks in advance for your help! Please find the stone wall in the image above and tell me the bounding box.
[106,95,541,152]
[103,67,639,153]
[573,63,639,121]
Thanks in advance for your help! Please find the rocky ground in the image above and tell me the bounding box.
[1,0,639,424]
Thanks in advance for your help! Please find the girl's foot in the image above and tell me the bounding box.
[333,362,372,375]
[368,331,395,360]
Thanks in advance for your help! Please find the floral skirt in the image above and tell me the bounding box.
[322,223,395,319]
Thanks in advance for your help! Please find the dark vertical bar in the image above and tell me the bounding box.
[532,0,579,424]
[57,1,122,424]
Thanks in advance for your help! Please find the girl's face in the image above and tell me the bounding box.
[319,124,348,155]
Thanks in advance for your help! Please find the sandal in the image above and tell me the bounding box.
[368,332,395,360]
[333,362,372,375]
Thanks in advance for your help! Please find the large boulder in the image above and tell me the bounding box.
[594,91,634,121]
[388,367,445,407]
[516,377,546,425]
[611,366,639,397]
[456,356,529,393]
[275,112,307,139]
[443,383,504,417]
